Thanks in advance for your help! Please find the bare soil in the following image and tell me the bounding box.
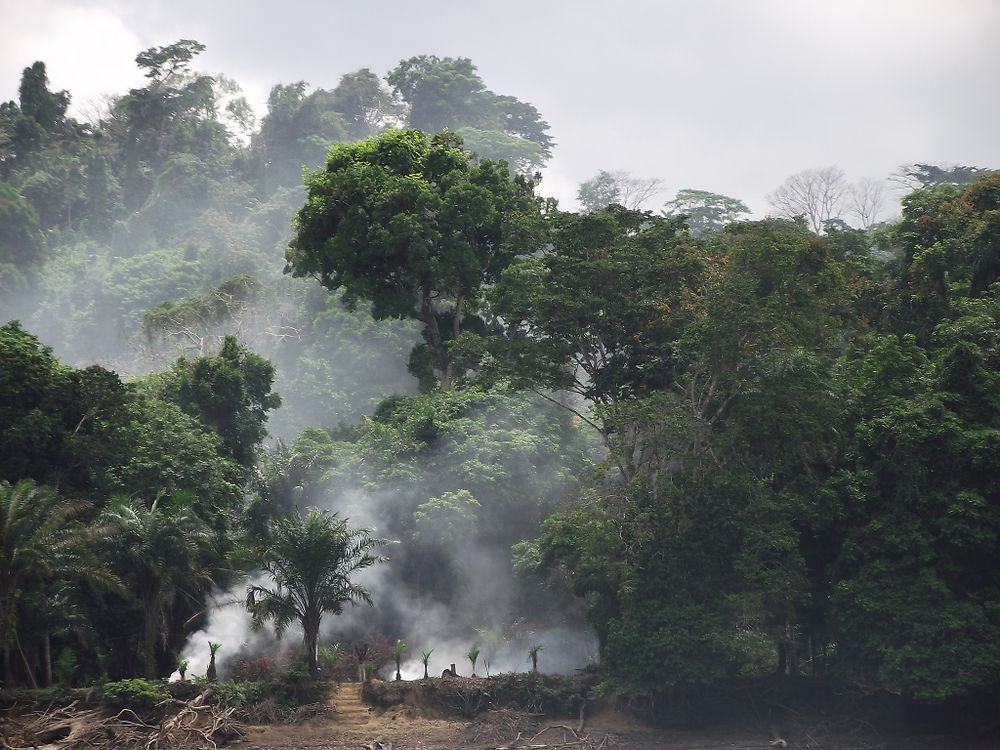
[235,681,993,750]
[3,680,994,750]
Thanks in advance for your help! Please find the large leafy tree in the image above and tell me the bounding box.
[246,509,388,676]
[156,335,281,467]
[286,128,545,388]
[824,175,1000,701]
[473,206,706,479]
[505,217,846,691]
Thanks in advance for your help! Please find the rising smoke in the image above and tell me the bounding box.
[181,469,598,681]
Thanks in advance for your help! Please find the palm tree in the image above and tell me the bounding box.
[467,643,481,678]
[100,492,215,679]
[245,509,388,677]
[0,480,118,687]
[206,641,221,681]
[528,643,544,675]
[421,648,434,679]
[393,639,406,680]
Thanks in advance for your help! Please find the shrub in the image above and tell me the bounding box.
[102,678,170,708]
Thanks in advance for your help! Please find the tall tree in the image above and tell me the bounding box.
[109,39,231,210]
[386,56,553,163]
[246,509,387,676]
[329,68,402,140]
[285,128,545,389]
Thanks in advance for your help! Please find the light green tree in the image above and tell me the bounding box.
[662,188,749,235]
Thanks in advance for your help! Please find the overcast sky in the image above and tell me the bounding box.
[2,0,998,216]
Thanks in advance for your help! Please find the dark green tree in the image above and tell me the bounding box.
[157,335,281,467]
[286,128,545,388]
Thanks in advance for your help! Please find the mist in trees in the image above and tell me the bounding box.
[1,36,999,727]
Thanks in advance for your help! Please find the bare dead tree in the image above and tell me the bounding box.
[577,169,665,212]
[767,166,848,234]
[614,170,665,210]
[848,178,887,229]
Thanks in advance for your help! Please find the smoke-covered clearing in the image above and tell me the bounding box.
[181,474,598,681]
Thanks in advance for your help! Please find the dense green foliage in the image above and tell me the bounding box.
[1,39,998,718]
[286,128,546,388]
[0,325,273,684]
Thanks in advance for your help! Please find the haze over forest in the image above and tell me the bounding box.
[3,0,999,214]
[1,0,999,738]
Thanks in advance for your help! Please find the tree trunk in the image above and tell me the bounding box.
[420,285,451,389]
[2,646,12,687]
[15,632,37,688]
[143,601,158,679]
[303,613,319,679]
[43,633,52,687]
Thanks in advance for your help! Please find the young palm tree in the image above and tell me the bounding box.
[467,643,481,678]
[206,641,221,681]
[246,509,388,677]
[100,492,215,679]
[528,643,544,674]
[0,480,118,686]
[421,648,434,679]
[393,639,406,680]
